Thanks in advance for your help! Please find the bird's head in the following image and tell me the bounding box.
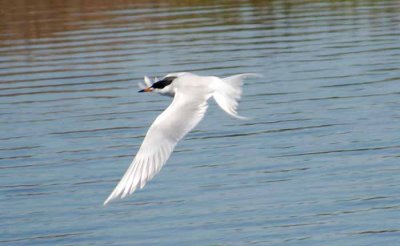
[139,73,186,97]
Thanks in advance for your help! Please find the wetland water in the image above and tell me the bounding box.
[1,0,400,245]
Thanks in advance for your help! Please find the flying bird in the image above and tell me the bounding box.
[104,72,259,205]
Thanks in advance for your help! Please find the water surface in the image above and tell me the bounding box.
[1,0,400,245]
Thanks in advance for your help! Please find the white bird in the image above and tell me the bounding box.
[104,72,259,205]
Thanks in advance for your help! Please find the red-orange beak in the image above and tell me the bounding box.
[138,87,154,93]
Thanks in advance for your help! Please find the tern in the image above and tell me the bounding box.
[104,72,259,205]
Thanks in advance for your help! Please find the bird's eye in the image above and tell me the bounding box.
[151,76,177,89]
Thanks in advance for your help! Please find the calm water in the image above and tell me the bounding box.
[1,0,400,245]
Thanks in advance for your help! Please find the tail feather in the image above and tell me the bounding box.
[213,73,261,119]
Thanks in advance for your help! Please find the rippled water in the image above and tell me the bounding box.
[1,0,400,245]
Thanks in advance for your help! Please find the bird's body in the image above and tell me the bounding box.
[104,72,258,205]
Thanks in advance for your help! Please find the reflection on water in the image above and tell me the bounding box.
[1,0,400,245]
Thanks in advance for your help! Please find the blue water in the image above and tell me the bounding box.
[1,0,400,245]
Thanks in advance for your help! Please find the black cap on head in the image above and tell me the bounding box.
[151,76,177,89]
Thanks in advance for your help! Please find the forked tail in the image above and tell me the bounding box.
[213,73,261,119]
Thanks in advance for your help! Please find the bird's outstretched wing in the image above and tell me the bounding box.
[104,89,209,205]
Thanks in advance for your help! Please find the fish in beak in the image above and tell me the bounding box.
[138,76,156,92]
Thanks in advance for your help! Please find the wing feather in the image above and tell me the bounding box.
[104,89,209,205]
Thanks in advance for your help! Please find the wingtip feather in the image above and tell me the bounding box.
[103,194,114,206]
[234,114,250,120]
